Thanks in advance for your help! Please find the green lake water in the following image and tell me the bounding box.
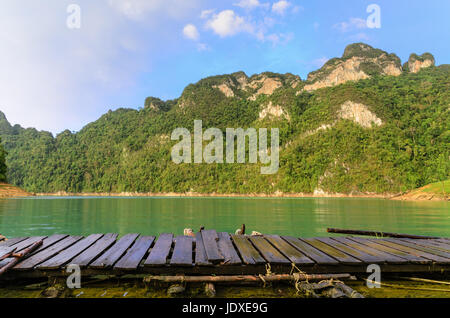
[0,197,448,238]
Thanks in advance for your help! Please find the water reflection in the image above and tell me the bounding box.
[0,197,448,238]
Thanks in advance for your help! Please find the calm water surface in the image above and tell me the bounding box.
[0,197,448,238]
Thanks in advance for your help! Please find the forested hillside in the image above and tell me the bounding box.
[0,43,449,194]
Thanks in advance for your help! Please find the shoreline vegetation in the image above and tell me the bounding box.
[0,182,447,201]
[34,191,392,199]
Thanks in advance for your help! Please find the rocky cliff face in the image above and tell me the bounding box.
[338,101,382,128]
[177,43,438,116]
[304,43,402,91]
[403,53,435,73]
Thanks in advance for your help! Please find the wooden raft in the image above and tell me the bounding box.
[0,231,450,279]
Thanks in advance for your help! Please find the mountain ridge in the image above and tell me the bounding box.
[0,43,448,195]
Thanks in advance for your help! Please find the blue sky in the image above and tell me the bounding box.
[0,0,449,134]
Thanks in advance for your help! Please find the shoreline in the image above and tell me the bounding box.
[33,191,393,199]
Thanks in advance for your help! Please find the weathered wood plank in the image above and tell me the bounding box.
[388,239,450,263]
[347,237,431,264]
[248,236,290,264]
[201,230,224,264]
[89,233,139,269]
[30,234,70,256]
[0,237,28,247]
[37,234,104,269]
[301,238,361,265]
[217,232,241,265]
[70,234,118,268]
[10,236,47,253]
[114,236,155,270]
[231,235,265,265]
[144,233,173,267]
[399,238,450,253]
[14,236,84,270]
[0,247,16,261]
[264,235,315,265]
[317,237,386,264]
[331,237,409,264]
[281,236,339,265]
[376,239,450,263]
[170,236,193,266]
[195,232,212,266]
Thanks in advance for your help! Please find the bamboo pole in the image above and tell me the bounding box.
[327,228,440,239]
[400,277,450,286]
[0,240,43,276]
[364,279,450,292]
[144,273,351,284]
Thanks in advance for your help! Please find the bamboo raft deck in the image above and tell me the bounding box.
[1,231,450,279]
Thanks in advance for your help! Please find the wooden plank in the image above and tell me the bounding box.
[89,233,139,269]
[194,232,212,266]
[392,239,450,259]
[0,247,16,261]
[281,236,339,265]
[248,236,290,264]
[301,238,361,265]
[318,237,386,264]
[14,236,84,270]
[170,236,193,266]
[348,237,431,264]
[378,238,450,263]
[30,234,69,255]
[264,235,315,265]
[9,236,47,253]
[331,237,409,264]
[0,237,28,247]
[231,235,265,265]
[217,232,241,265]
[201,230,224,264]
[399,238,450,253]
[114,236,155,270]
[70,234,118,268]
[144,233,173,267]
[37,234,104,269]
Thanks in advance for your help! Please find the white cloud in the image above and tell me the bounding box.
[0,0,203,134]
[108,0,200,21]
[233,0,267,10]
[203,8,293,46]
[183,24,200,41]
[333,18,367,32]
[200,9,215,19]
[205,10,253,37]
[272,1,290,15]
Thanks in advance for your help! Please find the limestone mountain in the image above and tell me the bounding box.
[403,53,435,73]
[0,43,448,195]
[304,43,403,91]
